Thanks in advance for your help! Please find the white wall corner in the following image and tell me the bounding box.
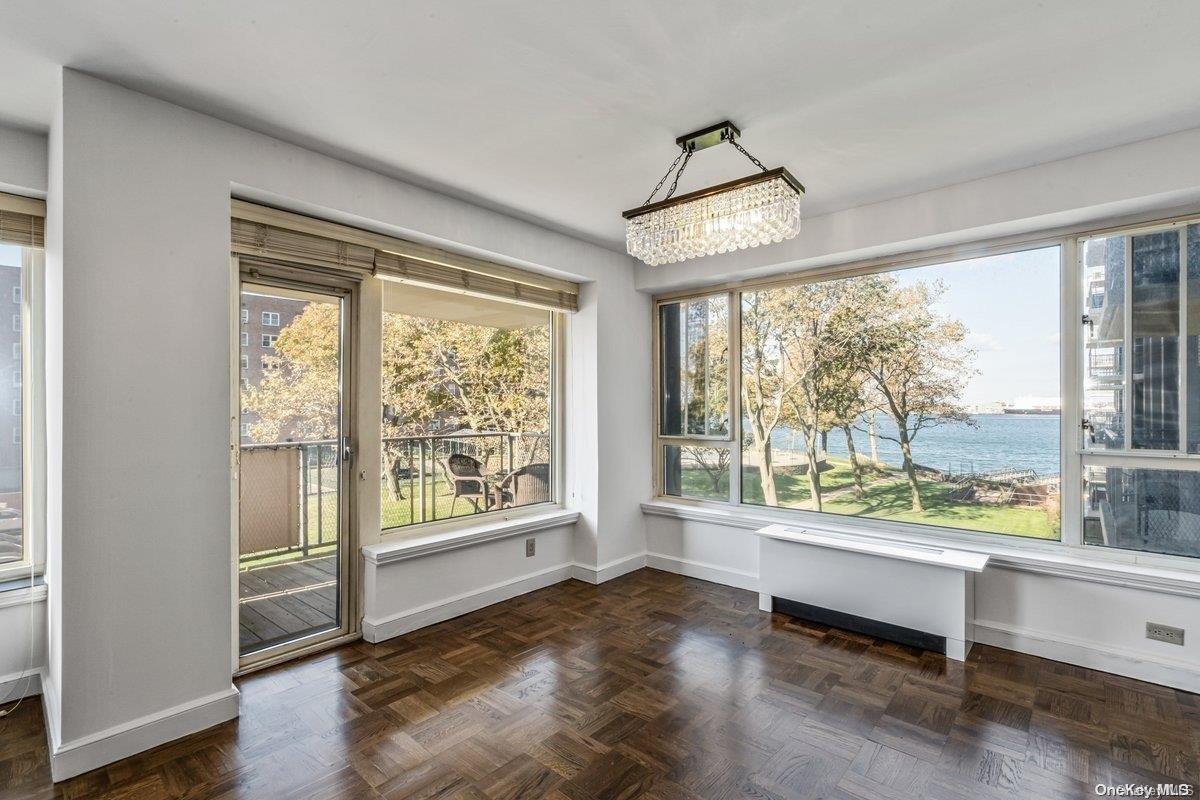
[46,686,239,782]
[569,551,647,585]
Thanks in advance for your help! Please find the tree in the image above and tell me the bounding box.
[242,302,341,443]
[244,302,552,502]
[860,280,975,512]
[741,281,867,511]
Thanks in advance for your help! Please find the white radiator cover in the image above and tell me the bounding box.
[755,524,989,661]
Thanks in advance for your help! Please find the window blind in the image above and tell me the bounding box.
[0,192,45,249]
[231,200,579,312]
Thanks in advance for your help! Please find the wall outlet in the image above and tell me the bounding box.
[525,538,535,558]
[1146,622,1185,646]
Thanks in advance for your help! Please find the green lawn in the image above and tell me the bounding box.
[684,457,1060,540]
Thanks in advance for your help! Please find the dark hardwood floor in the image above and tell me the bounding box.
[2,568,1197,799]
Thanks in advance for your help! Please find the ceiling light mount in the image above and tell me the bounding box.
[623,120,804,266]
[676,120,741,152]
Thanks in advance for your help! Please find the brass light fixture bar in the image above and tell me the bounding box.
[623,167,804,220]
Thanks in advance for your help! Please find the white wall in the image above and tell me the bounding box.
[362,522,576,642]
[43,68,648,778]
[0,588,45,701]
[0,123,47,198]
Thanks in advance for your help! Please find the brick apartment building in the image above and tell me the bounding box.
[239,293,308,444]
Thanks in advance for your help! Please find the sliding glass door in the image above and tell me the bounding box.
[236,273,354,667]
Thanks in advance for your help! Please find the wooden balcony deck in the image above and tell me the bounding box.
[239,554,338,652]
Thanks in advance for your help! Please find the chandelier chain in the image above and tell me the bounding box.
[730,139,770,172]
[663,148,694,201]
[642,147,686,206]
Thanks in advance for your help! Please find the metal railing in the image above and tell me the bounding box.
[239,440,337,563]
[380,431,549,529]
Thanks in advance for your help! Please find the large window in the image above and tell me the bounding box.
[380,283,555,530]
[657,247,1063,541]
[1080,221,1200,557]
[0,244,28,571]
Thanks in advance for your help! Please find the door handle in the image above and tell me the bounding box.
[342,436,354,463]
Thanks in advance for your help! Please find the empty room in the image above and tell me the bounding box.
[1,2,1199,798]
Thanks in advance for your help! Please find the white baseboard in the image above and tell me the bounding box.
[569,552,647,585]
[0,667,41,702]
[46,685,239,781]
[974,619,1200,694]
[645,551,760,592]
[362,563,575,643]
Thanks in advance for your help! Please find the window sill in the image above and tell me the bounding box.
[642,499,1200,598]
[0,574,46,608]
[363,508,580,566]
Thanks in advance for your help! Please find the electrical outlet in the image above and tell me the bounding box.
[1146,622,1185,646]
[525,538,535,558]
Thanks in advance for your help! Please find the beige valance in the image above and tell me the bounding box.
[0,192,45,249]
[231,200,578,312]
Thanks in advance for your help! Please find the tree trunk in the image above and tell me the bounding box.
[868,412,880,465]
[819,429,828,454]
[385,454,404,501]
[804,426,823,512]
[750,418,777,506]
[897,428,923,512]
[843,425,864,500]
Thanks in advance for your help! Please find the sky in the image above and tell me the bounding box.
[892,245,1061,407]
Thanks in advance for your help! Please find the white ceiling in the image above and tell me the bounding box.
[3,1,1200,251]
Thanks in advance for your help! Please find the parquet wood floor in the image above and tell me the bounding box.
[2,569,1197,799]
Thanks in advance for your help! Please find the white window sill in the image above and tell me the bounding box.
[363,508,580,566]
[642,499,1200,598]
[0,579,46,608]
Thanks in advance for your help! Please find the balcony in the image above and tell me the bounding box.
[238,432,549,651]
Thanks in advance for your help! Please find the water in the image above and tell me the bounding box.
[770,414,1060,476]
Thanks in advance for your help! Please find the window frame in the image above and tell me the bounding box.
[0,247,41,582]
[378,309,566,539]
[261,333,278,348]
[261,310,280,327]
[652,291,738,503]
[650,209,1200,567]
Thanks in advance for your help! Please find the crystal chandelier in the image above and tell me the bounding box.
[623,121,804,266]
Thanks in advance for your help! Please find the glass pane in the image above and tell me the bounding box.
[1082,235,1125,449]
[659,295,729,437]
[381,283,552,530]
[740,246,1061,540]
[1083,465,1200,558]
[0,245,22,567]
[1187,225,1200,452]
[238,286,343,656]
[663,444,730,502]
[1130,231,1180,450]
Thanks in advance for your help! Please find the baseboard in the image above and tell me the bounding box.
[974,619,1200,694]
[645,552,760,592]
[362,563,575,643]
[0,667,41,702]
[47,685,240,781]
[569,552,647,585]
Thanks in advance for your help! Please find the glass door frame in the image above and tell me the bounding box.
[231,255,361,675]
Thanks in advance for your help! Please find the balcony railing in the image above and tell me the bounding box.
[239,432,551,558]
[239,440,337,564]
[381,431,550,529]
